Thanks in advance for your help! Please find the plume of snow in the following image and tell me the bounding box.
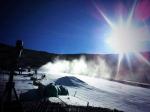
[39,56,112,79]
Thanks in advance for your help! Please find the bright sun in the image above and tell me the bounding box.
[95,1,149,54]
[106,23,142,54]
[94,1,150,80]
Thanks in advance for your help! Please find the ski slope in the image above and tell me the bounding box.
[1,72,150,112]
[44,73,150,112]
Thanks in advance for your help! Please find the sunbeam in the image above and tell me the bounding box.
[125,54,133,72]
[94,0,150,80]
[94,3,115,29]
[127,0,137,25]
[115,53,123,79]
[135,52,150,66]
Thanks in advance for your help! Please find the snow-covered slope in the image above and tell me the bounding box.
[55,76,87,87]
[44,73,150,112]
[1,73,150,112]
[49,96,88,106]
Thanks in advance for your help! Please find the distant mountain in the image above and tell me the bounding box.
[0,43,57,69]
[0,43,118,69]
[0,43,150,84]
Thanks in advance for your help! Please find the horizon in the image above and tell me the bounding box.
[1,42,150,55]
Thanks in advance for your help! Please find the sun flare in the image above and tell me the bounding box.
[106,23,143,54]
[94,0,150,79]
[95,1,149,54]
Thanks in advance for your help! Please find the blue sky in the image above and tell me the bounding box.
[0,0,150,54]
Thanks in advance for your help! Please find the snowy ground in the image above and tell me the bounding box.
[41,73,150,112]
[49,96,88,106]
[1,72,150,112]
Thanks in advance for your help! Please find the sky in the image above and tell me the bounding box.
[0,0,150,54]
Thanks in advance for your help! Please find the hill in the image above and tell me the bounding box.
[0,43,118,69]
[55,76,87,87]
[0,43,150,84]
[0,43,57,69]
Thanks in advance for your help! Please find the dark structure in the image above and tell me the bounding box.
[1,40,23,112]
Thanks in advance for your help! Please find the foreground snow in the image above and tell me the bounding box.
[1,72,150,112]
[42,73,150,112]
[49,96,88,106]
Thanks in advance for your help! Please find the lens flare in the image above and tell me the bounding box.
[116,53,124,79]
[95,0,150,53]
[106,23,144,54]
[94,0,150,80]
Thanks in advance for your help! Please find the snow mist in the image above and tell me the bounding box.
[39,56,112,79]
